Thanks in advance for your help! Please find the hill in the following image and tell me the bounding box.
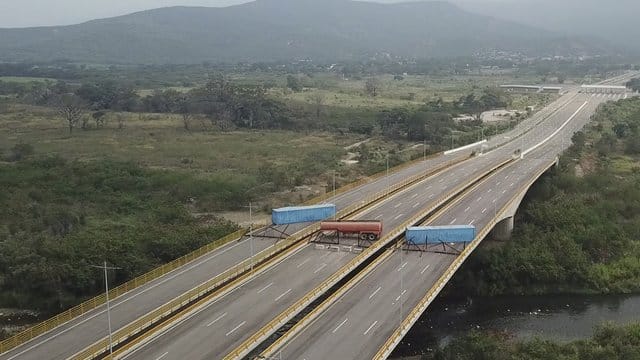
[454,0,640,52]
[0,0,614,64]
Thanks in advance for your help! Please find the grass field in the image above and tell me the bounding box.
[0,76,54,83]
[0,106,356,175]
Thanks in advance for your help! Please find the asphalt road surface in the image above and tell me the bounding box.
[272,93,619,359]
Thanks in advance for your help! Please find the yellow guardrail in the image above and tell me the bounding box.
[372,160,556,360]
[0,152,461,356]
[72,155,470,359]
[224,157,514,360]
[302,151,449,206]
[0,223,268,355]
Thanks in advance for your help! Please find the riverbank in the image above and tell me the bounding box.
[391,293,640,358]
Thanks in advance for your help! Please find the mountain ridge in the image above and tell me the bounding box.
[0,0,615,64]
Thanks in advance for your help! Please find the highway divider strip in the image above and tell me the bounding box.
[0,225,262,355]
[257,166,496,359]
[301,151,450,206]
[223,157,515,360]
[372,159,557,360]
[0,152,463,356]
[70,156,470,359]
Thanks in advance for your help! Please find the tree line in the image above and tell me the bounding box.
[446,97,640,297]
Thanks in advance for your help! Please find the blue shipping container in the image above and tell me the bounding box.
[406,225,476,245]
[272,204,336,225]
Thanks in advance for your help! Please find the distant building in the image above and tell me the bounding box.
[580,85,627,94]
[500,85,563,94]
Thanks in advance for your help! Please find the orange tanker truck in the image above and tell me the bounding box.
[319,220,383,242]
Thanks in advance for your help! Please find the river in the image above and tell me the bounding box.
[392,294,640,358]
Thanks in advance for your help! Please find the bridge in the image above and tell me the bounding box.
[0,73,636,360]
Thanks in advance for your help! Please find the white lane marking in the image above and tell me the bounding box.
[394,213,405,220]
[395,289,407,302]
[502,190,507,194]
[156,352,169,360]
[420,264,431,274]
[225,321,246,336]
[413,202,420,208]
[257,282,274,294]
[332,318,349,334]
[464,207,470,212]
[411,193,418,199]
[469,219,476,225]
[296,258,311,268]
[449,218,457,225]
[369,286,382,299]
[482,208,487,214]
[375,214,383,220]
[487,189,492,193]
[427,185,432,190]
[438,178,444,183]
[8,232,257,358]
[364,321,379,335]
[319,251,331,259]
[492,199,497,203]
[496,181,501,186]
[397,262,408,272]
[476,197,482,202]
[275,289,292,301]
[394,202,403,208]
[505,175,509,179]
[206,312,227,327]
[510,182,515,187]
[313,263,328,274]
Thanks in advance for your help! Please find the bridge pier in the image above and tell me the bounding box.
[492,216,514,241]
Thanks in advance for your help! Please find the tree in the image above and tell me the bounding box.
[92,111,107,129]
[286,75,302,92]
[557,74,567,84]
[176,95,194,131]
[308,92,326,120]
[56,94,86,134]
[365,77,380,97]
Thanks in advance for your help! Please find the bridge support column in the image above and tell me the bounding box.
[492,216,514,241]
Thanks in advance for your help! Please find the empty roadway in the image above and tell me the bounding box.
[270,93,616,359]
[121,89,607,359]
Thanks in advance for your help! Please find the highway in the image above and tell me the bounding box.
[266,93,618,359]
[2,74,633,360]
[0,130,463,360]
[121,148,505,360]
[119,87,614,359]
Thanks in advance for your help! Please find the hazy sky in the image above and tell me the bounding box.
[0,0,509,28]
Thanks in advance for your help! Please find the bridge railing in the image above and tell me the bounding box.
[0,224,263,355]
[224,157,514,360]
[373,159,556,360]
[0,152,463,356]
[72,156,470,359]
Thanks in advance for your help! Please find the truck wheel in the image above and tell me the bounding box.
[359,233,368,240]
[367,233,377,241]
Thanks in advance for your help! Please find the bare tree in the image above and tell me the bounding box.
[116,114,126,130]
[175,95,193,132]
[365,77,380,97]
[56,94,85,134]
[308,92,326,119]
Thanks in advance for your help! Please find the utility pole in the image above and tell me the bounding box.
[386,154,390,196]
[333,170,337,220]
[244,202,255,272]
[90,262,121,356]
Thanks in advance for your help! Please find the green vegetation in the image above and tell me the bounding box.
[425,323,640,360]
[0,155,241,313]
[627,78,640,93]
[449,97,640,296]
[0,0,604,64]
